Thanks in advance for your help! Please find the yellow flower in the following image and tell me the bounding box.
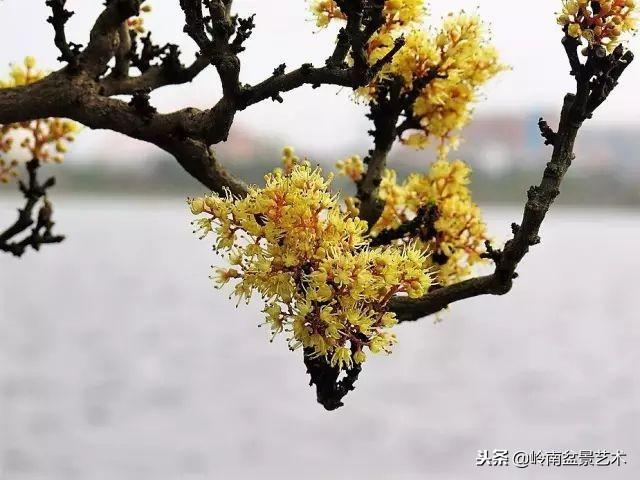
[335,155,364,182]
[127,2,152,34]
[189,198,205,215]
[353,349,367,364]
[264,303,284,334]
[214,267,240,286]
[568,23,582,38]
[24,56,36,69]
[310,0,346,27]
[331,346,353,370]
[310,1,504,154]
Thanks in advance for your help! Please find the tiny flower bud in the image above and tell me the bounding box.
[282,146,295,157]
[353,350,366,364]
[190,198,205,215]
[24,56,36,69]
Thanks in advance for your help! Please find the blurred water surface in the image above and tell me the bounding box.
[0,198,638,480]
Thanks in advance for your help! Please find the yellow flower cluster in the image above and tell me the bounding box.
[0,157,19,184]
[335,154,364,182]
[310,1,504,156]
[312,0,425,28]
[190,149,434,369]
[311,0,346,27]
[374,159,488,285]
[558,0,638,50]
[0,57,80,183]
[0,56,44,88]
[370,13,505,155]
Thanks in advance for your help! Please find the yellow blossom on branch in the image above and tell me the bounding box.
[0,157,19,184]
[367,13,506,156]
[190,148,435,369]
[311,0,347,27]
[335,154,364,182]
[309,1,505,156]
[311,0,425,29]
[0,57,80,183]
[557,0,638,51]
[374,159,489,285]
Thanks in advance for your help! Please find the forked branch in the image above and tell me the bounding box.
[389,40,634,322]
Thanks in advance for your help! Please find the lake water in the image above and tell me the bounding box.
[0,199,638,479]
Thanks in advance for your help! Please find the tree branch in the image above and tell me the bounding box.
[101,54,210,96]
[303,348,362,411]
[45,0,82,68]
[0,74,247,196]
[357,77,403,227]
[0,0,425,260]
[335,0,386,83]
[179,0,245,99]
[112,22,133,78]
[0,159,64,257]
[389,38,634,323]
[357,69,441,229]
[370,204,438,248]
[81,0,142,76]
[240,64,355,107]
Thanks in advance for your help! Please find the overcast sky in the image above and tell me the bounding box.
[1,0,639,160]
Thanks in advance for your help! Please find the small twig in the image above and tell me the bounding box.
[538,117,557,146]
[370,204,439,247]
[128,88,157,119]
[0,159,65,257]
[326,28,350,67]
[303,348,362,411]
[45,0,82,68]
[368,36,405,79]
